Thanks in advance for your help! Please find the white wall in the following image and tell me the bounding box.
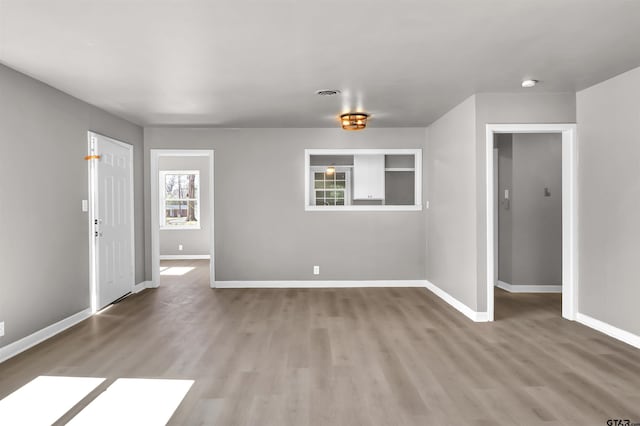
[577,65,640,335]
[159,156,211,257]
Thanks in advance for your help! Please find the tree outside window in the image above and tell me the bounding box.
[160,170,200,229]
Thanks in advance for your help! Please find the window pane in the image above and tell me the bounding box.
[165,201,186,225]
[310,169,349,207]
[165,173,199,200]
[165,201,198,226]
[179,174,198,198]
[188,200,199,222]
[165,175,180,199]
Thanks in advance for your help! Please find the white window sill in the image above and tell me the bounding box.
[305,205,422,212]
[160,226,202,231]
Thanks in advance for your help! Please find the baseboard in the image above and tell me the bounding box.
[496,280,562,293]
[576,313,640,350]
[424,280,489,322]
[133,281,155,293]
[159,255,210,260]
[0,308,92,364]
[214,280,428,289]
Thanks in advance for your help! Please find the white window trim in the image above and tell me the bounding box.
[485,123,578,323]
[304,149,422,211]
[159,169,201,230]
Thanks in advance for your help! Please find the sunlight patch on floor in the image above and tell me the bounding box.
[160,266,195,276]
[67,378,194,425]
[0,376,105,425]
[95,304,114,315]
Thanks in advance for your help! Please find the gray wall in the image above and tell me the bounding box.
[474,93,576,310]
[496,134,513,283]
[426,93,575,311]
[0,63,144,348]
[159,156,211,256]
[497,133,562,287]
[425,96,478,310]
[577,65,640,335]
[144,128,427,281]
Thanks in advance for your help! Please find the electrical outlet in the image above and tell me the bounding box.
[313,265,320,275]
[0,321,4,337]
[178,244,183,251]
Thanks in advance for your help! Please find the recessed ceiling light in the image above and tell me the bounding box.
[521,79,538,88]
[315,89,341,96]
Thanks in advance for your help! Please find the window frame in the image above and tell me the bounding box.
[310,166,352,206]
[304,149,422,211]
[159,169,202,230]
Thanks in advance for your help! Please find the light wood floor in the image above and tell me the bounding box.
[1,260,639,425]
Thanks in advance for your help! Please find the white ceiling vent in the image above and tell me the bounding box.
[315,89,341,96]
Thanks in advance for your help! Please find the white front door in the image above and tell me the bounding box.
[89,132,134,310]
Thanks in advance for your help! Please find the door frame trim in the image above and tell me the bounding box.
[87,131,135,313]
[150,149,215,288]
[485,123,578,322]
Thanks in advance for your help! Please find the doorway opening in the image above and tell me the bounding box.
[150,150,215,288]
[88,132,135,313]
[485,124,577,322]
[493,133,562,320]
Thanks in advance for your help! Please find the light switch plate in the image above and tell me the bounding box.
[82,200,88,212]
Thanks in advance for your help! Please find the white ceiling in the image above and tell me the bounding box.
[1,0,639,127]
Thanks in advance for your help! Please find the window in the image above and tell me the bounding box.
[160,170,200,229]
[305,149,422,211]
[311,167,351,206]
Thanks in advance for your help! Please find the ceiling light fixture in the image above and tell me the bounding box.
[326,166,336,176]
[521,79,538,88]
[340,113,369,131]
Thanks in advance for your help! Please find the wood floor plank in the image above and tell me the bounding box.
[1,262,639,425]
